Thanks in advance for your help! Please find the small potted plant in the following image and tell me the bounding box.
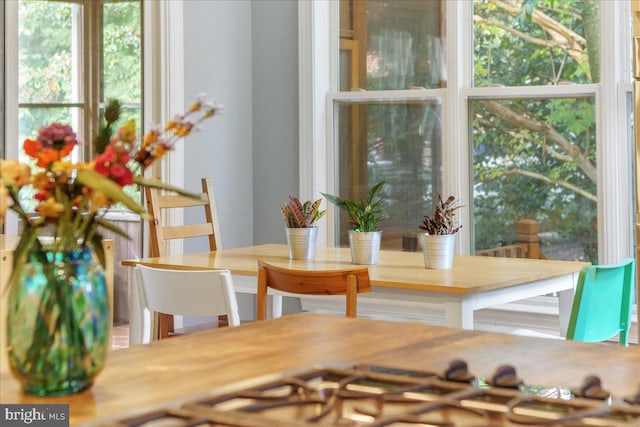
[418,194,463,269]
[322,181,387,265]
[280,196,327,260]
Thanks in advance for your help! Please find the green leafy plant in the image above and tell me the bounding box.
[322,181,387,232]
[420,194,463,235]
[280,196,327,228]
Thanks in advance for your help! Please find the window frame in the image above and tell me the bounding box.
[301,0,634,264]
[3,0,185,257]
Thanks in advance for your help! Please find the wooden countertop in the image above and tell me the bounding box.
[1,313,638,425]
[122,243,588,294]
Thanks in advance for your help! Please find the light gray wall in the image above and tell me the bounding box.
[251,0,299,244]
[182,0,299,251]
[183,0,255,251]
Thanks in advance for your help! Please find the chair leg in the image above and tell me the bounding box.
[158,313,174,339]
[218,314,228,327]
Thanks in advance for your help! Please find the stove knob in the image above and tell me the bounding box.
[438,359,475,383]
[623,386,640,405]
[488,365,523,389]
[571,375,611,400]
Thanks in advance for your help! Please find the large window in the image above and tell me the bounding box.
[331,0,446,250]
[322,0,633,264]
[471,0,598,263]
[16,0,142,211]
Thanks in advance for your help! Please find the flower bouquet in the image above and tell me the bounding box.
[0,94,222,395]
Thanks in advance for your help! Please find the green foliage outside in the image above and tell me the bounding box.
[473,0,599,262]
[18,0,142,212]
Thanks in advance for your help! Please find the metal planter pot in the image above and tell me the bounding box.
[349,230,382,265]
[418,233,456,269]
[286,227,318,260]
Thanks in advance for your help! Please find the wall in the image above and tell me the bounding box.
[251,0,299,244]
[182,0,301,320]
[183,0,255,251]
[182,0,298,249]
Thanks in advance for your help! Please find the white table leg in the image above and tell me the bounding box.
[128,267,152,345]
[271,295,283,318]
[444,299,474,330]
[558,288,574,337]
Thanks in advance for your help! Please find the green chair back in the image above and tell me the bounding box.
[566,258,635,345]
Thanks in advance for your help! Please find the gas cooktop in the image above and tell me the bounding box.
[100,360,640,426]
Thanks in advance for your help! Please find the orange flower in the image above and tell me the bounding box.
[0,159,31,187]
[88,191,111,212]
[24,139,75,168]
[31,171,53,191]
[36,197,64,218]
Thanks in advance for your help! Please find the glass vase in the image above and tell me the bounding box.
[6,247,110,396]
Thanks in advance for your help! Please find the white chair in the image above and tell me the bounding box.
[130,265,240,345]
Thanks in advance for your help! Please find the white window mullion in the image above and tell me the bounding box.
[143,0,184,257]
[299,0,335,247]
[447,0,471,254]
[4,0,19,235]
[599,0,633,263]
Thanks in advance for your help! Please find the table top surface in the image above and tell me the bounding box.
[122,243,589,294]
[1,313,638,426]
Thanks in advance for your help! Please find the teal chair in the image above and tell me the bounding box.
[565,258,635,345]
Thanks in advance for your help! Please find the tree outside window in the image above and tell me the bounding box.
[18,0,142,212]
[472,0,599,262]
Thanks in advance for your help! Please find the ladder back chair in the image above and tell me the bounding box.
[145,177,222,257]
[144,177,226,337]
[256,260,372,320]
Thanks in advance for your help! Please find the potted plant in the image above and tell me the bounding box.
[280,196,327,260]
[322,181,387,265]
[418,194,462,269]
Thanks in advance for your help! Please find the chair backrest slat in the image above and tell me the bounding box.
[145,177,221,257]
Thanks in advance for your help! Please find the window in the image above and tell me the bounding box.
[15,0,142,211]
[471,0,599,263]
[330,0,446,250]
[315,0,633,265]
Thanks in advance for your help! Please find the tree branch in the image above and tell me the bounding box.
[503,168,596,202]
[478,99,597,183]
[489,0,587,66]
[475,15,570,52]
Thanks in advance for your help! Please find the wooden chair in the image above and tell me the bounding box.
[145,177,221,257]
[256,260,372,320]
[131,266,240,345]
[145,177,224,337]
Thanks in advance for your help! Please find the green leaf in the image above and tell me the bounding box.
[133,176,203,199]
[90,234,106,269]
[3,227,42,297]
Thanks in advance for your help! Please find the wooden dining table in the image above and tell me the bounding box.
[1,313,639,426]
[122,243,589,334]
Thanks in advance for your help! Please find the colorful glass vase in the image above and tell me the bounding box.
[6,247,110,396]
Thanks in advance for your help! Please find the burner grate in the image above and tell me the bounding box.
[101,362,640,427]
